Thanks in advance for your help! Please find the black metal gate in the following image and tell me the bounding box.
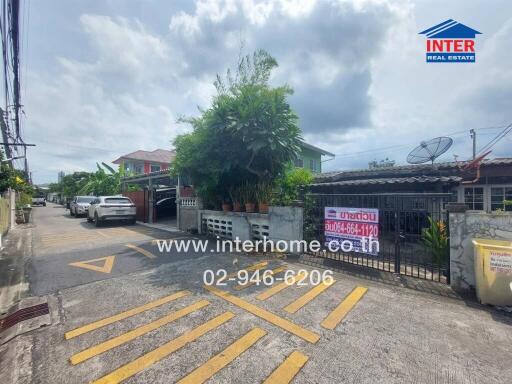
[303,193,452,283]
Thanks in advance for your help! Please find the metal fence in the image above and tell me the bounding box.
[304,193,453,283]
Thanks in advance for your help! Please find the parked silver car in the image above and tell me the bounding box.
[70,196,97,217]
[87,196,136,226]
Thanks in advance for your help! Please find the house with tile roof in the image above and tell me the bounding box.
[112,149,175,175]
[311,158,512,213]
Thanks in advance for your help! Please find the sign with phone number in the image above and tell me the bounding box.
[324,207,379,255]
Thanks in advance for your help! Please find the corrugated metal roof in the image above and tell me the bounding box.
[310,176,463,187]
[315,158,512,183]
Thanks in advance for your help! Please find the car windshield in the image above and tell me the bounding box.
[77,197,96,203]
[105,198,132,204]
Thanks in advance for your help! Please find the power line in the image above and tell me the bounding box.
[330,125,509,159]
[477,123,512,155]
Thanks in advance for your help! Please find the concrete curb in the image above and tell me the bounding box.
[136,221,182,234]
[0,224,33,312]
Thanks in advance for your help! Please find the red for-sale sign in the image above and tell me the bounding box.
[324,207,380,255]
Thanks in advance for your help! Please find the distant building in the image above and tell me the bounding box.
[58,171,65,182]
[368,158,395,169]
[295,142,335,174]
[112,149,175,175]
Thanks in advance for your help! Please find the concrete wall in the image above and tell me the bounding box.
[177,198,199,232]
[268,206,303,246]
[450,211,512,292]
[178,206,198,231]
[198,206,303,251]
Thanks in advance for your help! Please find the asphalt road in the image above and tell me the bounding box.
[29,203,218,295]
[20,203,512,384]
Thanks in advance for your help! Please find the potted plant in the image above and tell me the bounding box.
[256,182,272,214]
[221,196,232,212]
[241,182,256,213]
[229,186,242,212]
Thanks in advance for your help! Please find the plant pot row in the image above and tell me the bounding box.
[221,202,269,214]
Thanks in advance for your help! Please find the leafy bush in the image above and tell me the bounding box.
[272,167,314,206]
[171,49,302,207]
[421,217,449,265]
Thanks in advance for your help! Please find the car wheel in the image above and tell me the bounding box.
[94,213,101,227]
[86,215,92,223]
[128,218,136,225]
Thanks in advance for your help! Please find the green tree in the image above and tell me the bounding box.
[0,149,34,195]
[79,163,125,196]
[172,49,302,206]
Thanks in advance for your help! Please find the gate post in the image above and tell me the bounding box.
[394,199,401,274]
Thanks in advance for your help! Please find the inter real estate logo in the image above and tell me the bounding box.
[419,19,481,63]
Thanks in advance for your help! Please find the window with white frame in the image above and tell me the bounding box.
[150,164,161,173]
[464,187,484,210]
[490,187,512,212]
[294,158,303,168]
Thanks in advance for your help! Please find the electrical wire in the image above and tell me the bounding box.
[330,124,510,159]
[477,123,512,155]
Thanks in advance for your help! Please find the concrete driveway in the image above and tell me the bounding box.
[13,204,512,383]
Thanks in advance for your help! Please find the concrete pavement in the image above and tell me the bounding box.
[2,203,512,383]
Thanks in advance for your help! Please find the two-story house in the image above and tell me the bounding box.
[112,149,175,175]
[296,142,335,173]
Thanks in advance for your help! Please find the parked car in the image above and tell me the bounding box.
[70,196,97,217]
[87,196,136,226]
[32,193,46,206]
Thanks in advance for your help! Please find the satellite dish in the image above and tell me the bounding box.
[407,137,453,164]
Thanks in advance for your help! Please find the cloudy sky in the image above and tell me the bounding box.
[16,0,512,183]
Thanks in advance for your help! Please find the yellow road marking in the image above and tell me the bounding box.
[283,279,336,314]
[65,291,190,339]
[263,351,309,384]
[256,271,308,301]
[226,261,269,279]
[68,256,116,274]
[234,266,287,291]
[71,300,210,365]
[91,312,235,384]
[204,286,320,344]
[321,286,368,330]
[125,243,157,259]
[177,327,266,384]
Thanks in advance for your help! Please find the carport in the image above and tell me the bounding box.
[120,170,189,224]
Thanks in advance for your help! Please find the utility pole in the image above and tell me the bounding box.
[0,107,12,166]
[10,0,21,138]
[470,129,476,159]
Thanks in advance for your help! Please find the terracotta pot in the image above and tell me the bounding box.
[233,201,242,212]
[222,203,232,212]
[258,202,269,214]
[245,202,256,213]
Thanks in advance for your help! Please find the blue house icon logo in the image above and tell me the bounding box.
[419,19,482,63]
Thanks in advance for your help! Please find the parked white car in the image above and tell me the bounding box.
[87,196,137,226]
[70,196,97,217]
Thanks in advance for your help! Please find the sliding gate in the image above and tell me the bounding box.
[304,193,452,283]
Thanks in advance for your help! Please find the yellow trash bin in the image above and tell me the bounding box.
[472,238,512,306]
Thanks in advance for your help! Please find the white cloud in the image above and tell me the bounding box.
[21,0,512,182]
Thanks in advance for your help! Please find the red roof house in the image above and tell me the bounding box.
[112,149,175,175]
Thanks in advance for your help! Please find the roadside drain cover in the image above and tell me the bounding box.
[0,297,52,344]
